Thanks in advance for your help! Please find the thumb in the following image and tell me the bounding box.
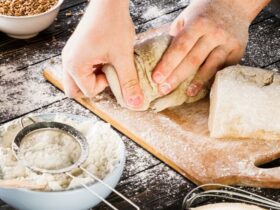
[113,53,144,108]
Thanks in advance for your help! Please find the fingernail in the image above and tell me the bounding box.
[153,72,164,83]
[186,84,199,96]
[159,83,171,95]
[128,95,143,107]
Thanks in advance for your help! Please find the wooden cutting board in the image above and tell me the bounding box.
[43,26,280,189]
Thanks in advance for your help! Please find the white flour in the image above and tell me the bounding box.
[19,129,81,170]
[0,115,122,191]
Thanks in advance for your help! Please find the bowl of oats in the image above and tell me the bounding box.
[0,0,64,39]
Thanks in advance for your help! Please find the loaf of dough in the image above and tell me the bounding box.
[209,65,280,140]
[192,203,265,210]
[103,34,208,112]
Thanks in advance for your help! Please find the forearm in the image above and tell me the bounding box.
[190,0,270,23]
[76,0,130,33]
[88,0,130,12]
[231,0,271,22]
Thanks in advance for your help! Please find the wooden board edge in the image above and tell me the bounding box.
[43,69,203,187]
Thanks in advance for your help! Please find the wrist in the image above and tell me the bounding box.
[229,0,270,22]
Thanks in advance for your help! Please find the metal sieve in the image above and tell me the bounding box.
[12,116,140,210]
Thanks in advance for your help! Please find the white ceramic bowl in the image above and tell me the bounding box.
[0,0,64,39]
[0,113,126,210]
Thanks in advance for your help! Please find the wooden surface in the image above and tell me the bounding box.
[44,61,280,189]
[1,0,280,209]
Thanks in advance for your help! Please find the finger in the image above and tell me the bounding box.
[92,74,108,96]
[113,53,144,108]
[158,35,218,95]
[68,64,107,98]
[186,46,228,96]
[225,49,244,66]
[152,27,202,84]
[62,68,81,98]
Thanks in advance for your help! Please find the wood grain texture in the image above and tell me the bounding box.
[1,0,280,209]
[44,47,280,189]
[0,61,65,124]
[244,17,280,68]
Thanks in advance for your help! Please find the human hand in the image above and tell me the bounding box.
[62,0,143,108]
[152,0,268,97]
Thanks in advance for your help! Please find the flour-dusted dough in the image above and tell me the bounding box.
[209,65,280,140]
[192,203,265,210]
[103,34,208,112]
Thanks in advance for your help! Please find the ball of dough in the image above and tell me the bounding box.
[103,33,208,112]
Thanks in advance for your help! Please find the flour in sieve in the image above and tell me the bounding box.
[18,129,81,170]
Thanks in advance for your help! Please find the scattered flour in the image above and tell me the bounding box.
[0,115,122,191]
[142,6,165,20]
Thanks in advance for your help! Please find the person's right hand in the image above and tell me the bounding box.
[62,0,144,108]
[152,0,269,97]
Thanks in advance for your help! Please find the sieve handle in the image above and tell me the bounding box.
[20,116,36,128]
[80,166,140,210]
[0,179,46,190]
[66,172,118,210]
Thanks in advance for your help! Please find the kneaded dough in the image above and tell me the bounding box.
[103,34,208,112]
[192,203,265,210]
[209,65,280,140]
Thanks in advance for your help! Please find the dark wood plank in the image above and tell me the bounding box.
[266,60,280,70]
[251,7,275,25]
[136,9,182,32]
[95,163,193,210]
[95,166,280,210]
[242,16,280,68]
[60,0,86,10]
[130,0,189,25]
[0,57,65,124]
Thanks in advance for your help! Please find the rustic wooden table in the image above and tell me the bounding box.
[0,0,280,209]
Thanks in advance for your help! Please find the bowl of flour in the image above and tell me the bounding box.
[0,113,125,210]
